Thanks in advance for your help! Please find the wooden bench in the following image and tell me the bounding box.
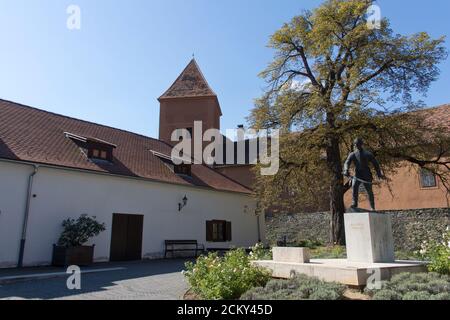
[164,240,205,258]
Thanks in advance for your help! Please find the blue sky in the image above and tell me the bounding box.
[0,0,449,138]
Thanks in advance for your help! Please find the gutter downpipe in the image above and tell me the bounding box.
[18,165,39,268]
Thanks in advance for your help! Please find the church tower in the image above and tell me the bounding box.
[158,59,222,146]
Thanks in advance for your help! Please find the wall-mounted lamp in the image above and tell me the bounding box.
[178,195,188,212]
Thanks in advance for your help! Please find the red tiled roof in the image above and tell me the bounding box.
[0,99,251,194]
[418,104,450,131]
[159,59,217,99]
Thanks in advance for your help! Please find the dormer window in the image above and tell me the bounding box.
[174,163,192,176]
[151,150,192,177]
[65,132,116,162]
[89,146,111,161]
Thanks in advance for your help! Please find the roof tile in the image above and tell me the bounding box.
[0,99,251,194]
[159,59,217,99]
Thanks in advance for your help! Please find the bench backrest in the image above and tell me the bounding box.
[165,240,198,245]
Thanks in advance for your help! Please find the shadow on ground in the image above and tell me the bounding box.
[0,259,191,300]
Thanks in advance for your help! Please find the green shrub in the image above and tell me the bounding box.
[294,239,324,249]
[394,250,422,261]
[402,291,433,300]
[310,246,346,259]
[419,228,450,275]
[241,274,346,300]
[365,272,450,300]
[183,248,271,300]
[249,243,272,260]
[430,292,450,300]
[372,289,401,300]
[58,214,106,247]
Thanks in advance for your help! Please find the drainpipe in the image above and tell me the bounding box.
[18,165,39,268]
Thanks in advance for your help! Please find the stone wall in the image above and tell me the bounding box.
[265,208,450,252]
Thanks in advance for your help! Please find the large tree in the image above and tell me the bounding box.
[249,0,449,244]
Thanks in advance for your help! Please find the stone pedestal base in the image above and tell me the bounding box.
[344,212,395,263]
[272,247,310,263]
[253,259,427,287]
[253,212,426,287]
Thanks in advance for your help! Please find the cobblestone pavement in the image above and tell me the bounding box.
[0,259,189,300]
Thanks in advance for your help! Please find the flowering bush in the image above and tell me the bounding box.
[418,227,450,275]
[183,248,271,300]
[249,243,272,260]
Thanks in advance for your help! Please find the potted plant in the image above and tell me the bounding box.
[52,214,106,266]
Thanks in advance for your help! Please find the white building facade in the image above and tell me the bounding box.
[0,159,263,268]
[0,60,268,268]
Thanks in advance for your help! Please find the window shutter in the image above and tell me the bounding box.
[206,221,213,242]
[225,221,232,242]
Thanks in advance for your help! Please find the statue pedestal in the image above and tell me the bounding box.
[254,212,427,287]
[344,212,395,263]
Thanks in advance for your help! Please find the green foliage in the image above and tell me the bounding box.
[294,239,324,249]
[402,291,434,300]
[365,272,450,300]
[249,243,273,260]
[394,250,423,261]
[183,248,271,300]
[310,246,346,259]
[371,289,401,301]
[57,214,106,247]
[248,0,450,244]
[419,228,450,275]
[241,274,346,300]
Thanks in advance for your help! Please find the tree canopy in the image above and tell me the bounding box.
[249,0,449,244]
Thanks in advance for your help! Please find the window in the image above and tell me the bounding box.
[92,149,100,158]
[65,132,115,162]
[174,163,192,176]
[420,168,437,188]
[213,222,224,242]
[206,220,232,242]
[89,147,111,161]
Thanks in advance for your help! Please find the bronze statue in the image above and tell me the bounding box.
[343,138,384,211]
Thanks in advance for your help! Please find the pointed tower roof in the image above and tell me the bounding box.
[159,59,218,100]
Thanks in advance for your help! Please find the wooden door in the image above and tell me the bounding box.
[110,214,144,261]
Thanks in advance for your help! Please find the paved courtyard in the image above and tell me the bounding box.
[0,259,189,300]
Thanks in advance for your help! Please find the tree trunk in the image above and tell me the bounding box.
[330,176,346,245]
[326,131,346,245]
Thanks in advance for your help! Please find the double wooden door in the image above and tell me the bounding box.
[110,213,144,261]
